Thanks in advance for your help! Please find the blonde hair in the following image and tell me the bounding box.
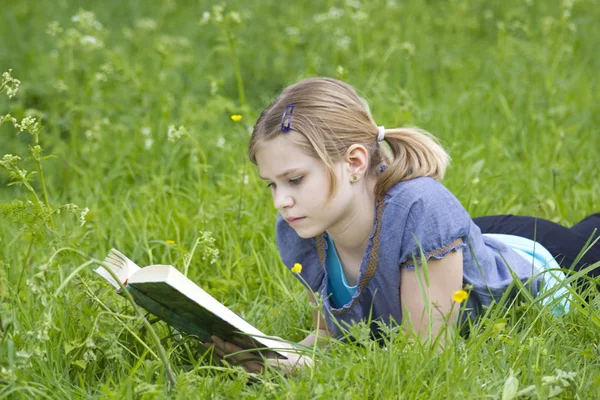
[248,77,449,197]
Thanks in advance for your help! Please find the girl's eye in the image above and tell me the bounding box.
[289,177,304,185]
[266,182,276,189]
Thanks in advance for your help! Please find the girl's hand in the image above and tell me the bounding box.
[207,335,314,374]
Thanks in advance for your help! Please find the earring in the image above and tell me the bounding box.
[351,175,359,183]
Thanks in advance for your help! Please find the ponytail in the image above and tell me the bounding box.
[375,128,450,197]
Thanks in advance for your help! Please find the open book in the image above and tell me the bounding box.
[95,249,291,358]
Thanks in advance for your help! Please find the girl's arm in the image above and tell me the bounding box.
[298,289,331,346]
[208,289,326,373]
[399,248,464,346]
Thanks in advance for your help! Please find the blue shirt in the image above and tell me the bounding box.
[276,177,546,338]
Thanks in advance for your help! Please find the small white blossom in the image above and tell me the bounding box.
[167,124,187,142]
[229,11,242,24]
[71,9,103,31]
[337,36,351,50]
[141,127,151,136]
[216,137,225,148]
[200,11,211,24]
[144,138,154,150]
[46,21,63,37]
[1,69,21,99]
[80,207,89,226]
[80,35,103,49]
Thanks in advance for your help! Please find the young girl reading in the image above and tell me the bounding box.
[209,77,599,372]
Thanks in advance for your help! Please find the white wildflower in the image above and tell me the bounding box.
[337,36,351,50]
[200,11,211,24]
[1,69,21,99]
[80,35,103,49]
[16,116,39,133]
[71,9,104,31]
[216,137,225,148]
[144,138,154,150]
[141,127,151,136]
[80,207,89,226]
[167,124,187,142]
[46,21,63,37]
[229,11,242,24]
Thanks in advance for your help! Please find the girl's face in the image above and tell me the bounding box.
[255,132,357,239]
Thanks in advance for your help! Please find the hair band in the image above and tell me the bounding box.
[281,104,295,132]
[377,125,386,142]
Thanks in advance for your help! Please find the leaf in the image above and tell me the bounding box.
[502,370,519,400]
[71,359,87,369]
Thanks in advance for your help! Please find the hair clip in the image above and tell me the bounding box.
[281,104,295,132]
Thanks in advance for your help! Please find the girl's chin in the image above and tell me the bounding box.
[292,225,325,239]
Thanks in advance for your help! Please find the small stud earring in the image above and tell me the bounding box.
[351,175,359,183]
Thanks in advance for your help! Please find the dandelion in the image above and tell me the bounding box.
[292,263,302,274]
[166,240,176,245]
[230,114,242,122]
[452,289,469,303]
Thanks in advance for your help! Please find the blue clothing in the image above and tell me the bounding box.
[484,234,570,314]
[325,235,358,307]
[276,177,544,338]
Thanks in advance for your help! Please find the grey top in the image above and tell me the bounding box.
[276,177,541,338]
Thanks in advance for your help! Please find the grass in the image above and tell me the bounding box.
[1,0,599,398]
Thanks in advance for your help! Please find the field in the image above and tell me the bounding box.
[1,0,599,398]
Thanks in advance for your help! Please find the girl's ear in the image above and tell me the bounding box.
[344,144,369,177]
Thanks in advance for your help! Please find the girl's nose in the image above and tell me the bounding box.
[274,190,294,210]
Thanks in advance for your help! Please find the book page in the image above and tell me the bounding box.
[94,248,142,289]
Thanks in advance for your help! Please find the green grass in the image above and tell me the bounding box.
[1,0,599,398]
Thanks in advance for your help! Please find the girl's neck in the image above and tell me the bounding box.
[326,177,378,257]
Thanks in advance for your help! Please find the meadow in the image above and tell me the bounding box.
[1,0,599,398]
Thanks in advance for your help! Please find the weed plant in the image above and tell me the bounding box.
[0,0,599,398]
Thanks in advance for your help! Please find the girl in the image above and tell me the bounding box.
[210,77,599,372]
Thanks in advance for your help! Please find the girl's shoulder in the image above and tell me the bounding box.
[380,177,472,268]
[383,176,462,213]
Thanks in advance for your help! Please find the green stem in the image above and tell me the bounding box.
[225,30,246,107]
[36,159,54,228]
[16,235,35,293]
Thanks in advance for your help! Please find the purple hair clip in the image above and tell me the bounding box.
[281,104,295,132]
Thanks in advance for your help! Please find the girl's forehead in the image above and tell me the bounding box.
[255,134,320,174]
[256,133,306,158]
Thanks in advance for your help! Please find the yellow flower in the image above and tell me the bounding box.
[452,289,469,303]
[166,240,176,245]
[291,263,302,274]
[230,114,242,122]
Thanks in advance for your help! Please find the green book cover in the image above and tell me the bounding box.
[96,248,290,358]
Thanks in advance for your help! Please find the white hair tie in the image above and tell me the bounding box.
[377,126,386,142]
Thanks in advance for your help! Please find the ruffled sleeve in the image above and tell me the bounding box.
[275,215,324,292]
[388,178,471,269]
